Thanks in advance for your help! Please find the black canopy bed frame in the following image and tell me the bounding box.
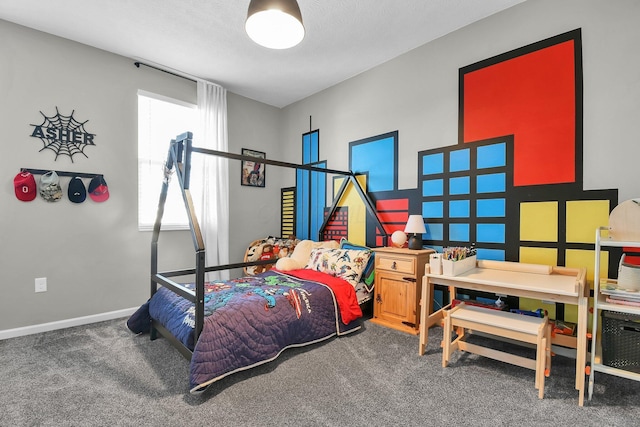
[150,131,387,360]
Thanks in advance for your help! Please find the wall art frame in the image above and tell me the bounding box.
[241,148,266,187]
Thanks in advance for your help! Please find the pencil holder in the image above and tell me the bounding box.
[442,255,477,276]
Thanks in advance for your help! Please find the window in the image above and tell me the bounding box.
[138,91,198,231]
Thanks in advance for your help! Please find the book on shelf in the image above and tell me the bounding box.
[605,297,640,307]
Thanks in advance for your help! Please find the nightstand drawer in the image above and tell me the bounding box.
[376,254,416,275]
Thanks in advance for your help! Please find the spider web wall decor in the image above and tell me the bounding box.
[30,107,96,162]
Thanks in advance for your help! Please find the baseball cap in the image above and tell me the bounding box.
[88,175,109,202]
[68,176,87,203]
[39,171,63,202]
[14,171,37,201]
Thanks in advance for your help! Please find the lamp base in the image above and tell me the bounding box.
[407,234,423,250]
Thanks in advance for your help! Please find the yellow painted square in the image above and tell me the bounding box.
[563,304,578,324]
[547,249,605,325]
[566,248,608,291]
[566,200,610,243]
[519,247,558,267]
[520,202,557,242]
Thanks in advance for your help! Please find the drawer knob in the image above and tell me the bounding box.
[391,261,397,270]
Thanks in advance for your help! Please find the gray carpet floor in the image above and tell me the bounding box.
[1,317,639,426]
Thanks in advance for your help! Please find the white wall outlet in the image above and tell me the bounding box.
[35,277,47,293]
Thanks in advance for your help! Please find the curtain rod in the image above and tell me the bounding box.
[134,61,196,83]
[133,59,223,89]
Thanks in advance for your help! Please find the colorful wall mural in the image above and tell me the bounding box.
[284,28,626,320]
[295,130,326,241]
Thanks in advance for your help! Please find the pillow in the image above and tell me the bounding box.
[275,239,339,271]
[275,256,305,271]
[340,238,375,289]
[305,247,373,288]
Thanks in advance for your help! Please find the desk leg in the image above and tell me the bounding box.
[419,276,431,355]
[575,294,588,407]
[419,277,450,355]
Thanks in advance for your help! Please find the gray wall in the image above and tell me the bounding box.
[1,20,282,331]
[3,0,640,332]
[280,0,640,205]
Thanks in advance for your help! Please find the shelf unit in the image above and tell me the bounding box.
[588,199,640,401]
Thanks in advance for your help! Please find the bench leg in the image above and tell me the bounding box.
[442,311,452,367]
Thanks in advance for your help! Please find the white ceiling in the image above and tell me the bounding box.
[0,0,525,108]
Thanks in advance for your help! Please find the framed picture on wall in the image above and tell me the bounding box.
[241,148,266,187]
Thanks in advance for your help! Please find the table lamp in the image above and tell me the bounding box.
[404,215,426,250]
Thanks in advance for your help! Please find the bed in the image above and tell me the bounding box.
[128,266,369,392]
[128,132,385,393]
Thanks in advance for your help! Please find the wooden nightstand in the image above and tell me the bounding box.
[370,247,434,334]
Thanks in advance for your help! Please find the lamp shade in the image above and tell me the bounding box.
[404,215,426,234]
[246,0,305,49]
[404,215,426,250]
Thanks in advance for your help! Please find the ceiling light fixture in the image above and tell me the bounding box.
[245,0,305,49]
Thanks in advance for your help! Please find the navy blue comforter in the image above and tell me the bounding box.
[127,270,361,392]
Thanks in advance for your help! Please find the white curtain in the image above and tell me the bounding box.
[194,81,229,281]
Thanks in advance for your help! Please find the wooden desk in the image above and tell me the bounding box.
[418,260,588,406]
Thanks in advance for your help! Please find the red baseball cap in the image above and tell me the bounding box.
[88,175,109,202]
[14,171,37,201]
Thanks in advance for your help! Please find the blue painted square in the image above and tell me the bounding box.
[477,223,505,243]
[423,179,443,197]
[296,169,310,239]
[449,200,470,218]
[351,136,395,192]
[477,142,506,169]
[302,131,319,164]
[423,153,444,175]
[476,248,505,261]
[477,173,506,193]
[425,223,443,241]
[449,176,470,195]
[309,163,326,240]
[449,149,470,172]
[433,289,446,311]
[422,201,443,218]
[477,198,506,217]
[449,223,470,242]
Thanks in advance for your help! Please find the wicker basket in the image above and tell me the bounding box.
[602,311,640,373]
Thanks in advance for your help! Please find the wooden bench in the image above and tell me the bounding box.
[442,302,551,399]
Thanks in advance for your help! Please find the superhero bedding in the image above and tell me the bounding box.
[127,268,365,393]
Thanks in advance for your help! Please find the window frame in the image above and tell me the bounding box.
[137,90,198,232]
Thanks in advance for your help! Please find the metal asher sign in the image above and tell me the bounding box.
[30,107,96,162]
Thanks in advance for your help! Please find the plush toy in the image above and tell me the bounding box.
[252,244,278,274]
[244,237,300,276]
[260,244,276,261]
[275,240,339,271]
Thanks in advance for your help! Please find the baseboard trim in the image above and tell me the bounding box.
[0,307,138,341]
